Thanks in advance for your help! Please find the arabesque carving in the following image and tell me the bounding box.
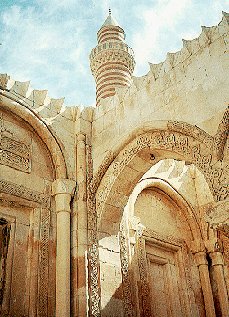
[0,112,31,173]
[38,208,50,316]
[87,143,101,317]
[119,223,134,316]
[0,179,50,207]
[95,129,227,224]
[88,243,101,317]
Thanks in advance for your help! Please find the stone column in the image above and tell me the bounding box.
[209,251,229,317]
[52,179,76,317]
[76,133,88,316]
[194,251,216,317]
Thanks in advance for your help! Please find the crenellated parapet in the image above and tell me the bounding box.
[0,74,77,122]
[106,11,229,103]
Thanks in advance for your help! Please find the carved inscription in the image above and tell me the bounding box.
[0,179,50,208]
[0,113,31,173]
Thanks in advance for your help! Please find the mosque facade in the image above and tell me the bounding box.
[0,11,228,317]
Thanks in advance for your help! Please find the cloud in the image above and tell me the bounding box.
[0,1,95,104]
[131,0,228,76]
[0,0,228,105]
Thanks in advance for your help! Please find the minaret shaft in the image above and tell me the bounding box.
[90,13,135,106]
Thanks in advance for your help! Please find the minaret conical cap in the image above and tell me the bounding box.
[101,10,119,28]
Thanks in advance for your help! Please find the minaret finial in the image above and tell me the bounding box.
[109,7,111,15]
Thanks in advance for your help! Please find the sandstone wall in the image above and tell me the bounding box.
[92,13,229,172]
[0,108,56,316]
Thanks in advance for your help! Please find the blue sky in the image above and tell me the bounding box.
[1,0,228,106]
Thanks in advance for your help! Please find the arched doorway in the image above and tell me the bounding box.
[88,127,228,317]
[0,99,69,316]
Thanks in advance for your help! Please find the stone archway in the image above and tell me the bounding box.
[96,128,225,231]
[88,122,228,317]
[0,97,74,316]
[0,98,68,179]
[120,177,210,317]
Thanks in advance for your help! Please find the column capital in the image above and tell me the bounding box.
[194,251,208,266]
[190,239,205,253]
[205,238,222,253]
[209,251,224,266]
[77,133,86,143]
[52,179,76,196]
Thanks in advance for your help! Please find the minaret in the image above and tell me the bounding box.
[90,10,135,106]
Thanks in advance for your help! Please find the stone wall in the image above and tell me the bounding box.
[92,12,229,172]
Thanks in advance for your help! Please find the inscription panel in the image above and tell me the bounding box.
[0,113,31,173]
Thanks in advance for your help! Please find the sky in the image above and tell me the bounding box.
[0,0,229,106]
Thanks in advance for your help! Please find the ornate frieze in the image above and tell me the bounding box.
[0,179,50,208]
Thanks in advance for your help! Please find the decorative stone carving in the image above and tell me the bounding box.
[38,208,50,316]
[0,179,50,208]
[87,143,101,317]
[119,223,134,317]
[0,113,31,173]
[88,243,101,317]
[89,150,114,196]
[167,120,214,147]
[95,130,226,224]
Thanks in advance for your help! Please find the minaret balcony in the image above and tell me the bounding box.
[90,41,134,59]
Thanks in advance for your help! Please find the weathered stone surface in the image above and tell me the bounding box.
[0,11,228,317]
